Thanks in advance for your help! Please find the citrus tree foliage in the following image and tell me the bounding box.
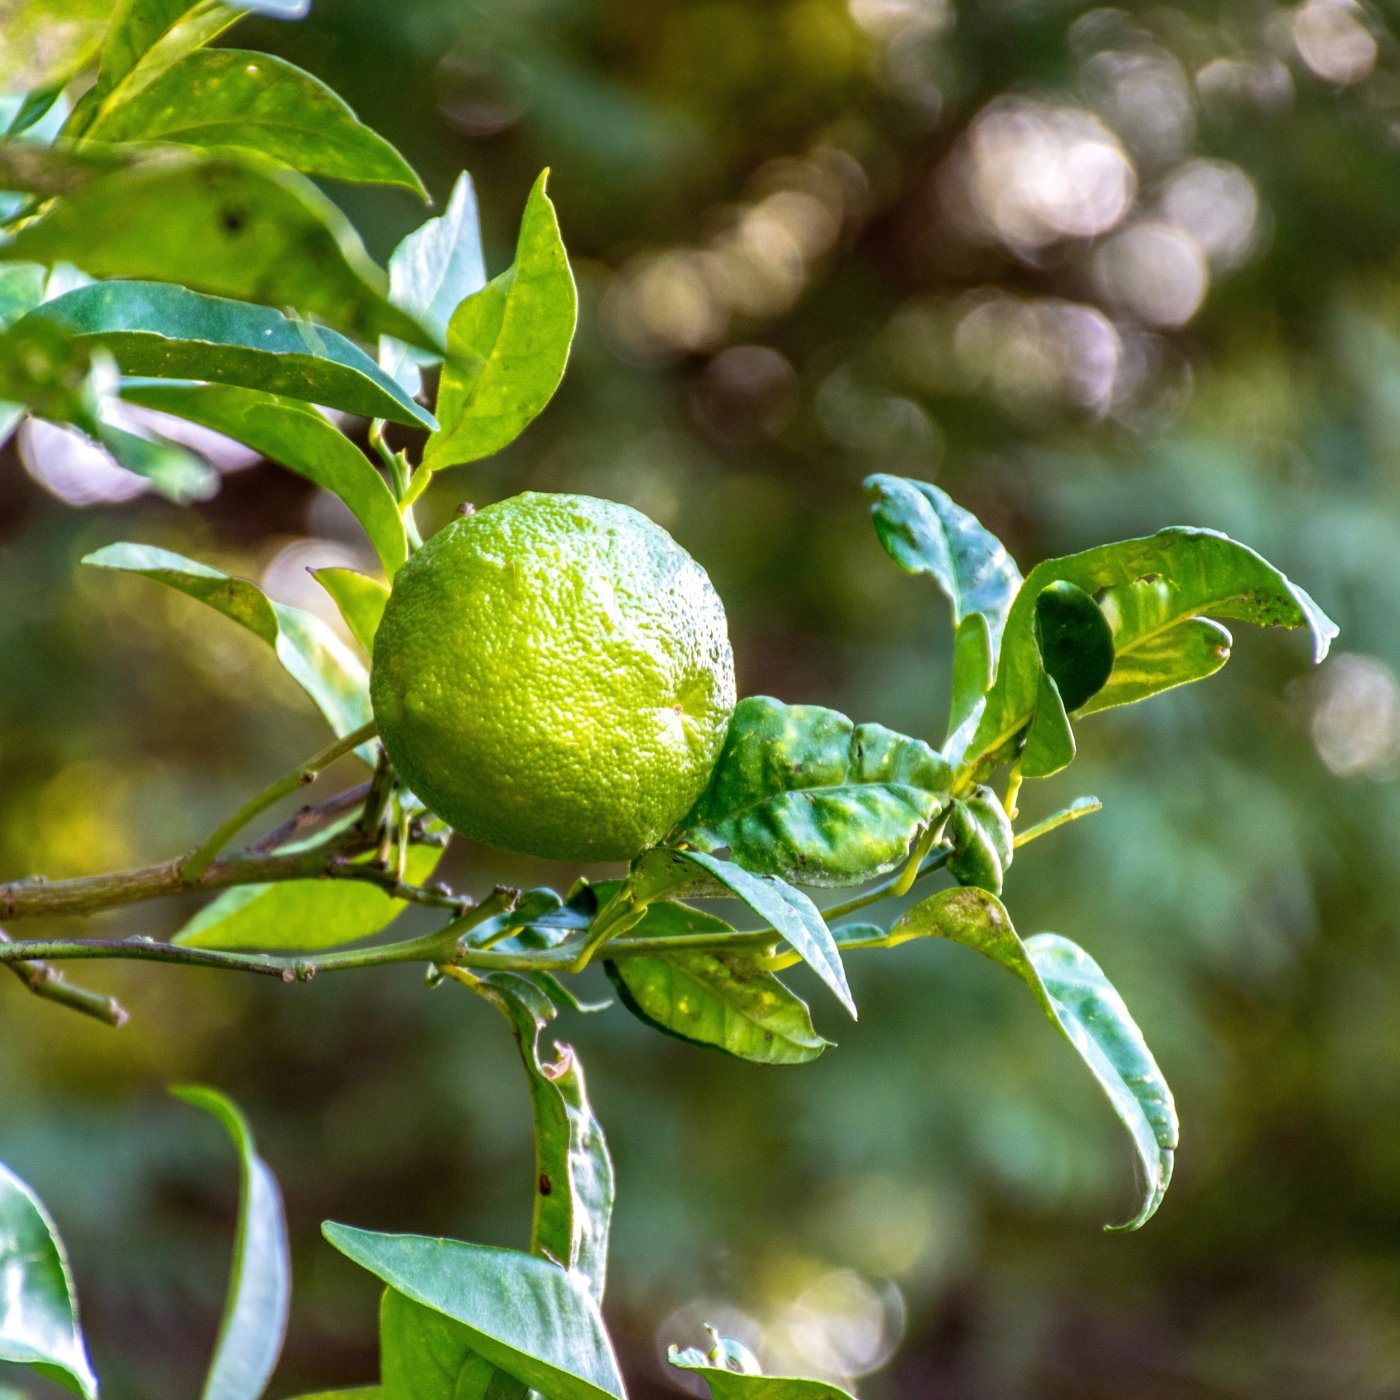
[0,5,1338,1397]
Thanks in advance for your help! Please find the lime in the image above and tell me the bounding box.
[371,491,737,862]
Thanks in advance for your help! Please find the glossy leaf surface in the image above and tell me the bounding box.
[619,848,854,1018]
[1033,581,1114,713]
[680,696,951,887]
[123,381,409,573]
[891,887,1178,1229]
[381,170,487,394]
[33,282,433,429]
[605,900,828,1065]
[0,148,429,347]
[83,543,372,746]
[323,1225,626,1400]
[173,1087,290,1400]
[478,973,613,1305]
[421,170,575,473]
[957,528,1338,781]
[0,1161,96,1398]
[945,785,1014,896]
[88,49,424,194]
[865,473,1022,735]
[669,1351,855,1400]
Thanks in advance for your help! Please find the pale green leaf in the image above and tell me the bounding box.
[88,50,425,195]
[172,1086,290,1400]
[322,1225,626,1400]
[122,381,409,573]
[864,473,1022,736]
[890,887,1178,1229]
[381,170,487,394]
[173,843,443,952]
[679,695,951,888]
[379,1289,525,1400]
[312,568,390,653]
[82,543,372,748]
[669,1347,854,1400]
[0,1161,97,1399]
[0,0,109,93]
[29,282,433,429]
[420,170,575,475]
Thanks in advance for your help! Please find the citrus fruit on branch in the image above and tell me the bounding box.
[371,492,737,862]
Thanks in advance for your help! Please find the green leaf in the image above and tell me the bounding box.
[864,474,1022,736]
[0,146,432,348]
[668,1348,854,1400]
[30,282,433,429]
[172,1086,290,1400]
[285,1392,383,1399]
[0,0,110,93]
[322,1225,626,1400]
[617,848,855,1019]
[0,264,47,328]
[83,543,372,747]
[604,900,829,1066]
[97,419,220,502]
[91,0,305,107]
[122,381,409,573]
[956,528,1339,783]
[312,568,390,653]
[381,171,487,395]
[379,1289,525,1400]
[890,887,1178,1229]
[87,50,425,195]
[420,170,576,476]
[679,696,951,888]
[945,784,1014,896]
[173,843,443,952]
[1033,581,1114,713]
[476,974,613,1306]
[0,1160,97,1399]
[1079,617,1234,718]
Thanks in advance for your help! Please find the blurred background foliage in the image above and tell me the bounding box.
[3,0,1400,1395]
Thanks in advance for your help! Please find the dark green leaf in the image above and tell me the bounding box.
[123,381,410,572]
[312,568,390,653]
[679,695,951,888]
[1018,672,1075,780]
[605,900,829,1065]
[172,1086,290,1400]
[381,171,487,394]
[88,50,425,195]
[420,170,575,476]
[0,146,432,348]
[476,974,613,1306]
[83,542,373,748]
[1033,580,1114,713]
[174,843,443,952]
[322,1224,626,1400]
[0,1160,97,1399]
[31,282,433,429]
[956,528,1338,783]
[285,1392,383,1399]
[379,1288,526,1400]
[890,887,1178,1229]
[864,473,1022,736]
[1079,614,1234,717]
[0,0,110,93]
[618,847,855,1018]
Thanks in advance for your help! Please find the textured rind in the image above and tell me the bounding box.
[372,492,736,861]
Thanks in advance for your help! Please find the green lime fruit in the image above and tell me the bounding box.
[371,491,737,862]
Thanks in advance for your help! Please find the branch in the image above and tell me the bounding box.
[180,720,379,880]
[0,929,127,1026]
[245,780,371,854]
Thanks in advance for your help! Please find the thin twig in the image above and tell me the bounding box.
[0,929,127,1026]
[245,781,371,855]
[180,720,378,881]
